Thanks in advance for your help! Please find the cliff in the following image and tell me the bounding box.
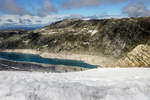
[118,45,150,67]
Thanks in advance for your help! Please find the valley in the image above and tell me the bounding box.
[0,17,150,67]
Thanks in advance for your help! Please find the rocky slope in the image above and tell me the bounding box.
[0,17,150,67]
[118,45,150,67]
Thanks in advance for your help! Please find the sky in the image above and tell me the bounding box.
[0,0,150,26]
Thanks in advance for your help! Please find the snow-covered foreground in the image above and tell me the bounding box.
[0,68,150,100]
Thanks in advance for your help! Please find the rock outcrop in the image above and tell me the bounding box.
[118,45,150,67]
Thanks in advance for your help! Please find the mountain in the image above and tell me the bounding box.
[0,17,150,67]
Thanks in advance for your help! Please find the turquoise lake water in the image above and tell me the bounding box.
[0,52,97,68]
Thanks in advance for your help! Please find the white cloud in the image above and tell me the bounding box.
[0,14,129,28]
[0,14,70,26]
[123,2,150,17]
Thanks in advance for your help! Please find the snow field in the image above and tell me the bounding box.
[0,68,150,100]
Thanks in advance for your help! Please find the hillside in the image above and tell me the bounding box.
[0,17,150,67]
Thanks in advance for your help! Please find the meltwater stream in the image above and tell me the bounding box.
[0,52,97,68]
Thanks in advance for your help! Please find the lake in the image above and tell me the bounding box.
[0,52,97,68]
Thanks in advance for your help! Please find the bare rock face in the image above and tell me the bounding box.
[118,45,150,67]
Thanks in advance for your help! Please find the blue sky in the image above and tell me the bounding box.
[0,0,150,27]
[0,0,150,17]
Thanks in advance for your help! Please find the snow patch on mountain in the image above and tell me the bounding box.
[0,68,150,100]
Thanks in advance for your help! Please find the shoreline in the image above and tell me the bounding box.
[0,58,87,72]
[0,49,117,67]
